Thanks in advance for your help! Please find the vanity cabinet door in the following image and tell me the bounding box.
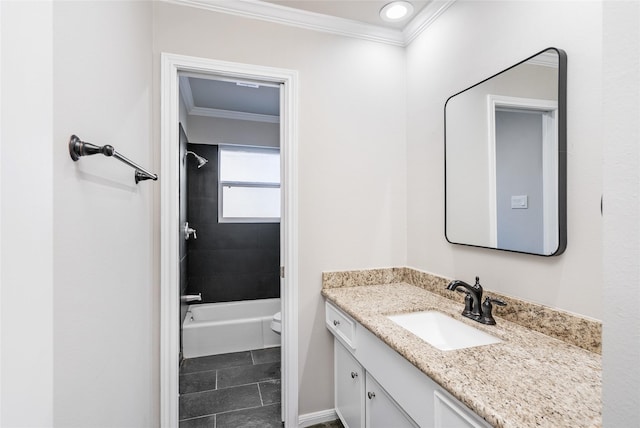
[335,340,365,428]
[365,373,419,428]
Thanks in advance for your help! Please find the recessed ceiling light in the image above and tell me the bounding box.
[380,1,414,22]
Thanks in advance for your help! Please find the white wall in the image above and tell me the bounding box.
[153,2,407,415]
[52,2,157,426]
[406,1,603,319]
[602,2,640,425]
[0,1,54,426]
[187,115,279,147]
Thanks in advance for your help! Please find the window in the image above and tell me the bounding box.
[218,145,280,223]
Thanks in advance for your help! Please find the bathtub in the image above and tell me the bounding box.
[182,298,281,358]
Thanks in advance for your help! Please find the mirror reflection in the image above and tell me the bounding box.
[445,47,567,256]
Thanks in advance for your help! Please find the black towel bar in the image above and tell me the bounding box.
[68,134,158,184]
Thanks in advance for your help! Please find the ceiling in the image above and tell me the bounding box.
[263,0,432,30]
[180,76,280,123]
[189,77,279,116]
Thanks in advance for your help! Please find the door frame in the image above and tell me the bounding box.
[160,53,299,427]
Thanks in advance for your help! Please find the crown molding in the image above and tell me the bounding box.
[167,0,403,46]
[190,106,280,123]
[179,76,196,111]
[166,0,456,47]
[403,1,456,45]
[526,51,560,68]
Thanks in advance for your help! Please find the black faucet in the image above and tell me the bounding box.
[446,276,483,321]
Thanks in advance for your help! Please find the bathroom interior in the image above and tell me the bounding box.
[2,1,639,428]
[177,75,284,424]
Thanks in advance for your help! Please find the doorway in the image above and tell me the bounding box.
[487,94,558,254]
[160,54,299,427]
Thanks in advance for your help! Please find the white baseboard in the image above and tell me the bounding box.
[298,408,339,427]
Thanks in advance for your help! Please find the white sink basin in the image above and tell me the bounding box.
[387,311,501,351]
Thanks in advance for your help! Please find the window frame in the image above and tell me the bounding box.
[218,144,281,223]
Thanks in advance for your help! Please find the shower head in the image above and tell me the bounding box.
[185,151,208,168]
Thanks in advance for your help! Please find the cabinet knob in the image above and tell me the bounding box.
[333,319,341,326]
[350,371,358,379]
[367,391,376,399]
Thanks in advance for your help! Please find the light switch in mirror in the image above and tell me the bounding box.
[445,47,567,256]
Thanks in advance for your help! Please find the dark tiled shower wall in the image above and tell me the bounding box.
[185,143,280,303]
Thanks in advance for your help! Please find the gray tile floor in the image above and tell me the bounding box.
[179,347,282,428]
[307,421,344,428]
[179,347,344,428]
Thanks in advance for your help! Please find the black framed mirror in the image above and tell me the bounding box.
[444,47,567,256]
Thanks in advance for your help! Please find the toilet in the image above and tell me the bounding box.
[270,311,281,334]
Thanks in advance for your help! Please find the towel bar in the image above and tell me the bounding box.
[68,134,157,184]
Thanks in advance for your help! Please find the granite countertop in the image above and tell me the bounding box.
[322,282,602,428]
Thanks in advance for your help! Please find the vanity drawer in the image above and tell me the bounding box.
[326,302,356,349]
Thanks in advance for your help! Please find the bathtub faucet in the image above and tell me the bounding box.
[181,293,202,303]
